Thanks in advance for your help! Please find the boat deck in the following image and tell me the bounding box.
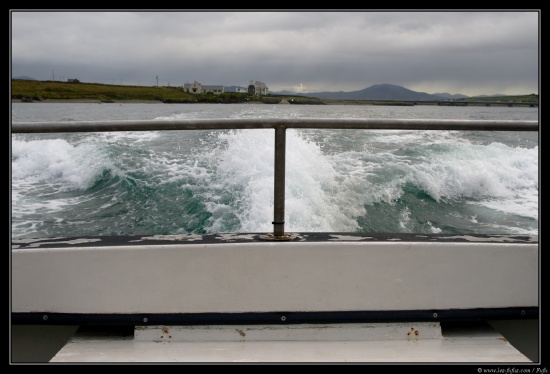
[11,118,540,364]
[50,322,531,363]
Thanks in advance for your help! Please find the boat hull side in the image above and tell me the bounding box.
[12,238,539,319]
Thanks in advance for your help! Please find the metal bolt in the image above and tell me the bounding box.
[143,317,148,323]
[281,316,286,322]
[42,315,48,320]
[433,313,438,318]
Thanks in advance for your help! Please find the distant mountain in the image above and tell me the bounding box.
[433,92,469,100]
[298,84,450,101]
[271,90,298,96]
[272,84,464,101]
[472,94,507,98]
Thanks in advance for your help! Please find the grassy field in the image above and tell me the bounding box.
[459,94,539,103]
[323,94,539,106]
[11,79,538,106]
[10,79,325,105]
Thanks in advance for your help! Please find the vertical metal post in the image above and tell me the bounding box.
[260,125,294,241]
[273,126,286,237]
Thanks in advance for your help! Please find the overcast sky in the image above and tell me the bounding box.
[10,10,540,96]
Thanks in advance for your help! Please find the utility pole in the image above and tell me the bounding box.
[156,75,159,87]
[52,70,55,81]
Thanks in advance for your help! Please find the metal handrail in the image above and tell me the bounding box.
[11,118,539,239]
[11,118,539,133]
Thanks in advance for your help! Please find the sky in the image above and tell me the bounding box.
[10,10,540,97]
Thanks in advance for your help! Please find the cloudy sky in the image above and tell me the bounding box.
[10,10,539,96]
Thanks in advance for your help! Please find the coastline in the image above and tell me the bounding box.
[11,99,165,104]
[11,99,267,104]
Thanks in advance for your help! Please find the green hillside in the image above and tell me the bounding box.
[10,79,324,105]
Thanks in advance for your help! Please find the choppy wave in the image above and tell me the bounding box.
[11,103,538,238]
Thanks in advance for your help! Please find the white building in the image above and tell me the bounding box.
[183,81,224,94]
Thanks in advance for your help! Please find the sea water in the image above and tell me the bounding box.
[11,103,539,239]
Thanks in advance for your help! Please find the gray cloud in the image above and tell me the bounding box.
[10,10,539,96]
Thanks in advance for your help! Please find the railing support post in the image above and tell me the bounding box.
[260,126,295,241]
[273,126,286,237]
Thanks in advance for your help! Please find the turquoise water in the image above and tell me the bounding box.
[11,103,539,239]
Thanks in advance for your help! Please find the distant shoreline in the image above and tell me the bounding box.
[11,99,267,104]
[12,99,164,104]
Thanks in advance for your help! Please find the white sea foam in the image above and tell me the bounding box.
[11,103,538,237]
[11,137,117,227]
[189,129,367,232]
[95,131,160,143]
[188,128,539,233]
[409,142,538,215]
[12,138,109,189]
